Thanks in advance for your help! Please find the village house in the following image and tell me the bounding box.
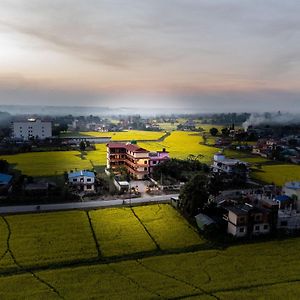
[0,173,13,195]
[106,142,170,180]
[212,153,249,176]
[224,204,272,237]
[68,170,96,193]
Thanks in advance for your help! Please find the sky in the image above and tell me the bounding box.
[0,0,300,113]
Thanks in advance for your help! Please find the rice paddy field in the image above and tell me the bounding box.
[139,131,219,164]
[0,205,204,271]
[0,130,297,186]
[0,151,92,176]
[80,130,166,141]
[252,164,300,186]
[0,131,218,176]
[1,204,300,299]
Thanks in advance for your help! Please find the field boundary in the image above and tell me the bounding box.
[86,211,102,259]
[130,207,161,251]
[0,216,64,299]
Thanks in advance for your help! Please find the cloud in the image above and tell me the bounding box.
[0,0,300,110]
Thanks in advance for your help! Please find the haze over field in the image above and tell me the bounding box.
[0,0,300,112]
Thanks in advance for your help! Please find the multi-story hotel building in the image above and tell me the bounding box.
[107,142,169,180]
[12,119,52,140]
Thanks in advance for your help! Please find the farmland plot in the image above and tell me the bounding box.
[252,164,300,186]
[133,204,205,250]
[5,211,97,268]
[89,208,157,257]
[139,131,218,164]
[0,151,92,176]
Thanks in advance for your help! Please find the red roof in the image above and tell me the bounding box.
[107,142,149,153]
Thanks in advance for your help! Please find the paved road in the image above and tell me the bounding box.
[0,194,179,214]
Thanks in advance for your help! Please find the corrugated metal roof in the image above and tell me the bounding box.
[68,171,95,178]
[0,173,12,185]
[195,213,215,229]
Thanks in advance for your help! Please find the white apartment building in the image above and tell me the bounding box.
[12,119,52,140]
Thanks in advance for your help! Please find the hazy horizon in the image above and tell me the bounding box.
[1,1,300,112]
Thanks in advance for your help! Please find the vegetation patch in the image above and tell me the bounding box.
[252,164,300,186]
[139,131,219,164]
[89,207,157,257]
[1,211,97,268]
[82,130,165,141]
[133,204,205,250]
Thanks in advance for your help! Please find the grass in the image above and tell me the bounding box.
[89,207,157,257]
[133,204,204,250]
[2,211,97,269]
[252,164,300,186]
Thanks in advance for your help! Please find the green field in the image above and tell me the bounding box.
[1,211,97,271]
[89,207,157,257]
[0,204,204,271]
[133,205,204,250]
[139,131,219,164]
[252,164,300,186]
[0,131,218,176]
[81,130,166,141]
[1,226,300,299]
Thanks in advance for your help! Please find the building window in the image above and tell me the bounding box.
[144,160,147,164]
[263,224,269,230]
[239,227,245,233]
[153,160,157,165]
[144,167,147,171]
[86,185,92,189]
[73,179,77,182]
[255,225,260,231]
[87,178,91,182]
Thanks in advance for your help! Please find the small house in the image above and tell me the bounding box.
[68,170,95,192]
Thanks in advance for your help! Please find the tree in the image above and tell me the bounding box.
[79,141,86,151]
[221,127,230,136]
[179,174,209,217]
[0,160,9,173]
[209,127,219,136]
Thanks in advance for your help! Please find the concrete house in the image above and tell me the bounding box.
[68,171,95,192]
[212,153,248,174]
[224,204,271,237]
[12,119,52,140]
[106,142,170,180]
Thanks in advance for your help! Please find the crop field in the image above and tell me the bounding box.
[0,131,218,177]
[81,130,166,141]
[2,233,300,299]
[252,164,300,186]
[139,131,219,164]
[89,207,157,257]
[133,204,204,250]
[0,204,204,269]
[0,151,93,176]
[0,211,97,270]
[88,204,204,257]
